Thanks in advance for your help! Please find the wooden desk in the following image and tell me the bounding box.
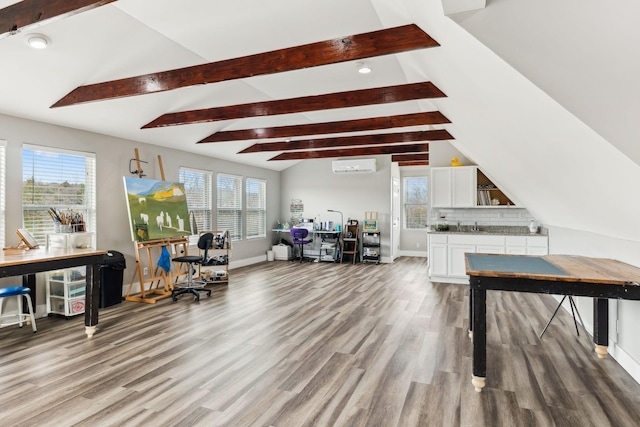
[1,247,107,338]
[465,253,640,392]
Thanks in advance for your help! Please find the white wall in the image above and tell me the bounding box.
[548,226,640,383]
[0,113,280,308]
[385,0,640,383]
[280,156,392,261]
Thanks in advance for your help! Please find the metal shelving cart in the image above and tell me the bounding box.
[362,231,380,264]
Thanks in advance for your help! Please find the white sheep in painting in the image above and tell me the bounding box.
[176,214,185,232]
[138,196,146,204]
[156,211,164,231]
[165,211,172,228]
[140,213,149,224]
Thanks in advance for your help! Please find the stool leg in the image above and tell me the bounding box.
[24,294,37,332]
[17,295,24,328]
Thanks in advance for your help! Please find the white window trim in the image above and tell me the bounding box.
[245,177,266,240]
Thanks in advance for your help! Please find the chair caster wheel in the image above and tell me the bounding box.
[172,297,178,301]
[207,291,212,297]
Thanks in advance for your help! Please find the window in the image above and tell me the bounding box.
[246,178,266,239]
[22,145,96,244]
[404,176,428,229]
[179,167,212,241]
[0,141,5,249]
[217,173,242,240]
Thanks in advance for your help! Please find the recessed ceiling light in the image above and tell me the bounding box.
[356,62,372,74]
[26,34,50,49]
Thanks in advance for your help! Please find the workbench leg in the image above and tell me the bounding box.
[23,273,36,313]
[472,288,486,392]
[84,262,100,338]
[593,298,609,359]
[468,287,473,340]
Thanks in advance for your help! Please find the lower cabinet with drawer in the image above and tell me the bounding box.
[428,233,548,284]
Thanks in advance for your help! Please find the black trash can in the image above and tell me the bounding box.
[100,250,126,308]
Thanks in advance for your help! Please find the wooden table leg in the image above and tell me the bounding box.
[84,261,100,338]
[593,298,608,358]
[471,287,486,392]
[468,286,474,339]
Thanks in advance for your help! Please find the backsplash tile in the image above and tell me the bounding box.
[431,208,534,227]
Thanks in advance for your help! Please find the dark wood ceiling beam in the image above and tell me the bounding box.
[52,24,439,108]
[199,111,451,143]
[0,0,116,39]
[240,130,449,154]
[269,143,431,161]
[392,153,429,162]
[399,161,429,167]
[143,82,446,128]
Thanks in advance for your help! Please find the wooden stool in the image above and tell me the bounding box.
[0,286,37,332]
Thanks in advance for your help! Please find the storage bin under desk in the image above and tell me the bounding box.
[272,245,291,260]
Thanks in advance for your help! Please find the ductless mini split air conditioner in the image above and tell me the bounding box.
[331,158,376,174]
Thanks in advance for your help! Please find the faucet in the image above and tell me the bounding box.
[473,221,478,231]
[457,220,461,231]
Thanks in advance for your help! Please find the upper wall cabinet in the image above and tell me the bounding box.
[431,166,477,207]
[431,166,515,208]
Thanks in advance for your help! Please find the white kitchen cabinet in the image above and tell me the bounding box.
[526,236,549,255]
[430,243,448,277]
[428,232,548,284]
[448,244,475,277]
[431,166,477,208]
[506,236,527,254]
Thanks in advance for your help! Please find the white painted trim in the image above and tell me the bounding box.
[229,255,266,269]
[428,275,469,285]
[609,341,640,385]
[398,250,427,258]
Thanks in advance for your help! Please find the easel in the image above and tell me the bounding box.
[125,149,191,303]
[125,237,189,303]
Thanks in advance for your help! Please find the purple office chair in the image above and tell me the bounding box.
[290,227,313,262]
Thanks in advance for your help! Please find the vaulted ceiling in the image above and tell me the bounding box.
[0,0,473,170]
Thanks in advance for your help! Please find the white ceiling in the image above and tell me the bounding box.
[449,0,640,168]
[0,0,457,171]
[4,0,640,242]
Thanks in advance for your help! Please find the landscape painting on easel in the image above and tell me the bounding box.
[123,176,191,241]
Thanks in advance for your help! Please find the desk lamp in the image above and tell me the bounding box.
[327,209,343,232]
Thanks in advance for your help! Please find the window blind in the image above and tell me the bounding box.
[246,178,266,239]
[22,145,96,244]
[179,167,212,242]
[217,173,242,240]
[404,176,428,229]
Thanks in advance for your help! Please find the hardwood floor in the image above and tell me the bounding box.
[1,257,640,426]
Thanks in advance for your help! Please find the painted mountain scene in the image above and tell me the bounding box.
[124,176,191,241]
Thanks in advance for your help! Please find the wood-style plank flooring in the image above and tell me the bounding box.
[1,257,640,426]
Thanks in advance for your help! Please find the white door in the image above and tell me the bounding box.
[391,177,400,261]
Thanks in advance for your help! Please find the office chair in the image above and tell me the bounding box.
[290,227,313,262]
[0,286,37,332]
[171,232,214,301]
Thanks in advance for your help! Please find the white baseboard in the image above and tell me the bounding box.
[398,250,427,258]
[609,341,640,385]
[230,255,266,269]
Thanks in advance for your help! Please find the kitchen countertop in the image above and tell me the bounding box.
[427,225,547,236]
